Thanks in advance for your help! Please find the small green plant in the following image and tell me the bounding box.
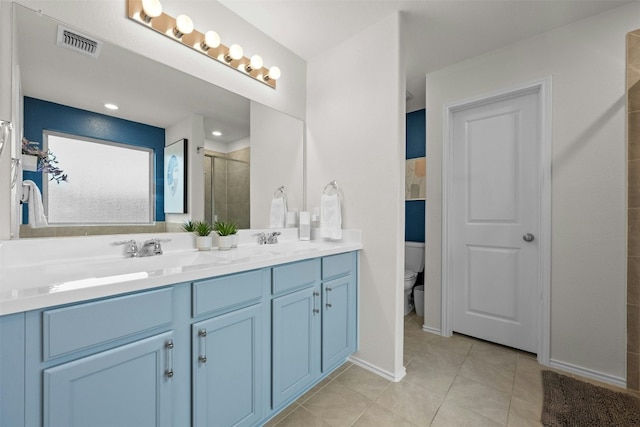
[213,220,238,236]
[193,220,213,237]
[182,220,196,233]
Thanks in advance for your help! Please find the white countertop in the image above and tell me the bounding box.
[0,229,362,315]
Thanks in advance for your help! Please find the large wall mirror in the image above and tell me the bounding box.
[13,4,304,238]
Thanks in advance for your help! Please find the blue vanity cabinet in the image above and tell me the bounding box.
[271,259,322,409]
[321,252,358,373]
[43,331,175,427]
[37,287,181,427]
[191,269,270,427]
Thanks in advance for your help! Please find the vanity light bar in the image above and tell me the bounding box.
[126,0,279,89]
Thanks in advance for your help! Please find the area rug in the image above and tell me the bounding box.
[541,370,640,426]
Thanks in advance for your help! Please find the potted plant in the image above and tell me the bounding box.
[193,220,213,251]
[181,220,196,233]
[214,220,238,251]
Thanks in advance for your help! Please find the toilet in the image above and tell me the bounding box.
[404,241,425,315]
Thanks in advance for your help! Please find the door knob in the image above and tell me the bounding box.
[523,233,535,242]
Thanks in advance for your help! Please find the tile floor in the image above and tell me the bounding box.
[264,312,637,426]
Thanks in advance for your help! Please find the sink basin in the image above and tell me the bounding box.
[91,251,226,277]
[263,241,336,256]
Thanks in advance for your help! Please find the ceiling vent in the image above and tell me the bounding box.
[56,26,103,59]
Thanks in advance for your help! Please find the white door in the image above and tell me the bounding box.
[450,88,540,353]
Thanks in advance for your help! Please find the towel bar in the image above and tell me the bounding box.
[273,186,286,198]
[323,180,339,195]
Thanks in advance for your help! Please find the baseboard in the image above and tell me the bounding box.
[348,355,406,382]
[422,325,442,335]
[549,359,626,389]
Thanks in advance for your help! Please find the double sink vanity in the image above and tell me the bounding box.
[0,229,362,426]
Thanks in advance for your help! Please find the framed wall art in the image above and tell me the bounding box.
[406,157,426,200]
[164,138,188,213]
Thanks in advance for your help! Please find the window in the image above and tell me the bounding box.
[44,131,154,224]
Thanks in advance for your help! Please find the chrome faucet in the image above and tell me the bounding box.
[139,238,169,257]
[267,232,281,244]
[114,239,139,258]
[255,232,268,245]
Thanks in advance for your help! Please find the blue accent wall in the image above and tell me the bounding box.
[23,97,165,222]
[405,109,425,243]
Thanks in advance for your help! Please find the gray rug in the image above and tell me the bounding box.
[542,370,640,426]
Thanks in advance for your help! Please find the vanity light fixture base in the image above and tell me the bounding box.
[126,0,277,89]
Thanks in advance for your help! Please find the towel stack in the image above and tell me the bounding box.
[320,193,342,240]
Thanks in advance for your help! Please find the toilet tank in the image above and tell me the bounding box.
[405,241,425,273]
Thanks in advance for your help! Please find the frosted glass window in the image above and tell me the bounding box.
[45,132,153,224]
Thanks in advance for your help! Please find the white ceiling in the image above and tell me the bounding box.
[220,0,632,111]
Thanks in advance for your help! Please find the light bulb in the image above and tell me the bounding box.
[140,0,162,23]
[225,44,243,62]
[265,66,281,81]
[201,31,220,51]
[174,15,193,38]
[245,54,263,72]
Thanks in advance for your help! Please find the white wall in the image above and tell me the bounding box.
[165,114,205,224]
[306,13,406,380]
[425,3,638,382]
[0,2,14,238]
[250,102,304,228]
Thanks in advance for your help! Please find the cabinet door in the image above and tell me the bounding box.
[193,304,264,427]
[272,286,320,408]
[322,276,356,372]
[44,332,174,427]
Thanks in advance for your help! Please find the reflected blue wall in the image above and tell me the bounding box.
[23,97,165,222]
[405,109,425,243]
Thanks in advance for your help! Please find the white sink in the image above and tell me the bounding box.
[91,251,226,277]
[263,241,336,256]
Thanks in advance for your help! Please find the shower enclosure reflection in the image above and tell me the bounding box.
[204,149,250,229]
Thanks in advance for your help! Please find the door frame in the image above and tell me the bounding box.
[441,78,552,365]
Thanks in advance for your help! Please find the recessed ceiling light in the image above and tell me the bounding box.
[104,103,119,110]
[212,130,222,136]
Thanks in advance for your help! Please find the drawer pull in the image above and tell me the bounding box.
[313,291,320,315]
[198,329,207,364]
[325,287,332,309]
[165,339,174,380]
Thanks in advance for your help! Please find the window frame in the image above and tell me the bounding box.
[43,130,155,225]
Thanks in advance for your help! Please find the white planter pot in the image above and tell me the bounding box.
[196,235,213,251]
[22,154,38,172]
[217,235,234,251]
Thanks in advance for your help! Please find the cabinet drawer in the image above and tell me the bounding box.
[272,259,320,295]
[192,269,264,317]
[43,288,173,361]
[322,252,353,280]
